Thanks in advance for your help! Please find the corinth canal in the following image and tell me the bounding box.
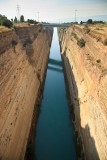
[35,28,76,160]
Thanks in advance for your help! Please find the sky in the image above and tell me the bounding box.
[0,0,107,22]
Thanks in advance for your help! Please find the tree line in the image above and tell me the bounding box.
[0,14,38,28]
[80,19,105,24]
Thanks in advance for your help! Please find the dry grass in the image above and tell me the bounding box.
[0,26,11,32]
[0,22,38,32]
[90,24,107,35]
[14,23,32,28]
[78,24,107,35]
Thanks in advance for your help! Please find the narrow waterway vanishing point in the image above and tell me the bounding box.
[35,28,76,160]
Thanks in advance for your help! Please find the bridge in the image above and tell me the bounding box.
[42,23,71,28]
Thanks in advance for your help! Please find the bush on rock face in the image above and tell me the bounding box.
[71,32,78,40]
[11,39,18,46]
[77,38,86,48]
[83,25,90,33]
[103,39,107,46]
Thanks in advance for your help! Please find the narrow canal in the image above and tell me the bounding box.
[35,28,76,160]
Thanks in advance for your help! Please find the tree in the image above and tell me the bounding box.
[14,16,17,23]
[2,19,13,28]
[27,19,38,24]
[87,19,93,24]
[0,14,7,25]
[0,14,13,28]
[20,15,24,22]
[11,18,13,22]
[27,19,35,24]
[80,21,83,24]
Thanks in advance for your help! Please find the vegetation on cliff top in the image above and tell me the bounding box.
[0,14,39,31]
[0,14,13,28]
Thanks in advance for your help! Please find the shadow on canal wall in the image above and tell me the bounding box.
[24,27,54,160]
[61,54,100,160]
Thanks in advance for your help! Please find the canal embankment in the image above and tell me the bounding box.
[0,24,53,159]
[58,24,107,160]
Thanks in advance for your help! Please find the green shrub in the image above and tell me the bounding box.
[71,32,78,40]
[103,39,107,45]
[84,25,90,33]
[96,59,101,63]
[2,19,13,28]
[87,19,93,24]
[96,37,101,42]
[77,38,86,48]
[11,39,17,46]
[0,14,13,28]
[27,19,38,24]
[93,20,104,24]
[13,25,17,31]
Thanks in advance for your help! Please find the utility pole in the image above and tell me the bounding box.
[75,9,77,23]
[35,13,36,21]
[16,4,20,22]
[37,12,39,22]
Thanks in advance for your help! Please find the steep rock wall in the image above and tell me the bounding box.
[0,24,53,159]
[58,25,107,160]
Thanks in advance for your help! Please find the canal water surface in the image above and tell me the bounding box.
[35,28,76,160]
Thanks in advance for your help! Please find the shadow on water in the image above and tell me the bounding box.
[48,65,63,73]
[63,55,100,159]
[49,58,62,67]
[48,57,63,73]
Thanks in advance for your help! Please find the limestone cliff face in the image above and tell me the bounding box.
[58,25,107,159]
[0,24,53,159]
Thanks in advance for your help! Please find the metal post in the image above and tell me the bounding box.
[75,9,77,23]
[37,12,39,22]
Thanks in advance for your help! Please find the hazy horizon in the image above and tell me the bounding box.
[0,0,107,22]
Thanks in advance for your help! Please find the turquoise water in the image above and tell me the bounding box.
[35,28,76,160]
